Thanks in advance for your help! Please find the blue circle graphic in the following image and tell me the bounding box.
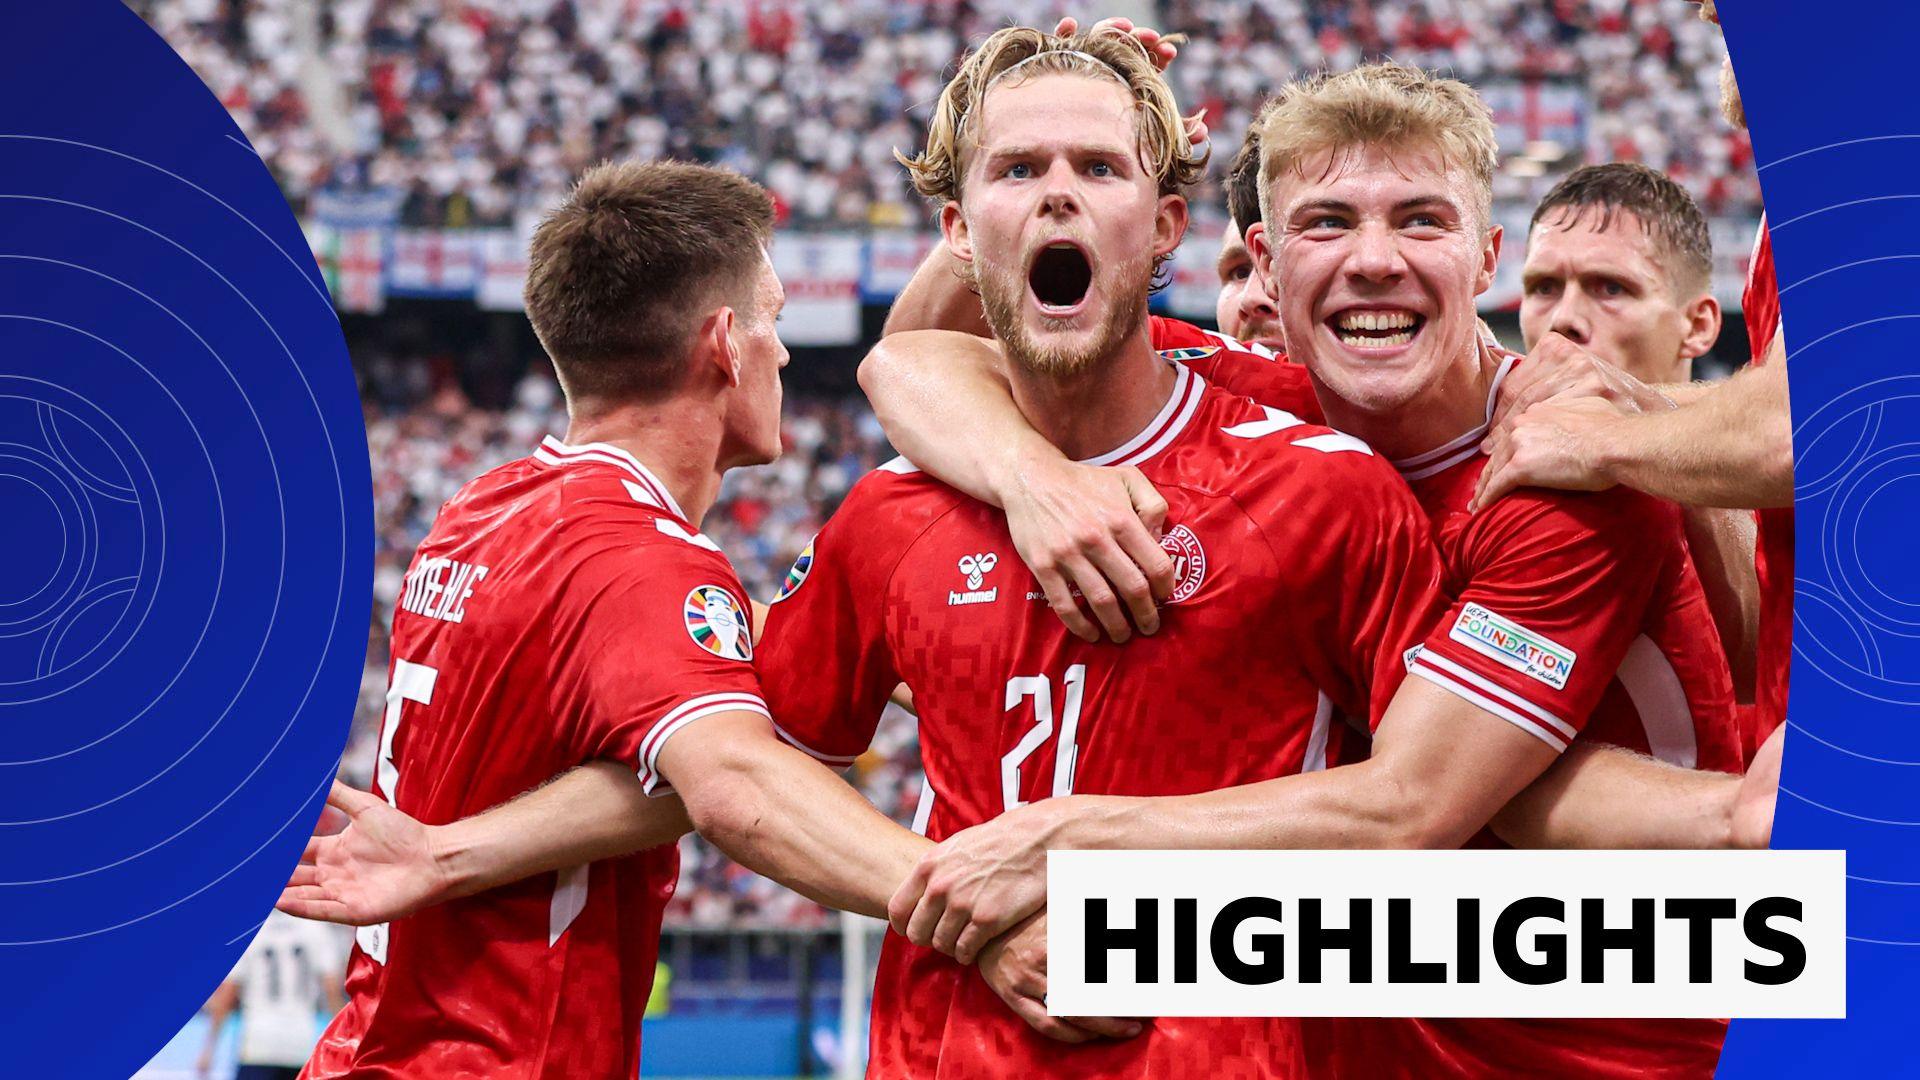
[0,4,370,1076]
[1720,1,1920,1073]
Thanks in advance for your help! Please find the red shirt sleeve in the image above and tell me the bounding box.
[547,525,767,794]
[1149,315,1322,422]
[1407,488,1674,753]
[755,474,908,766]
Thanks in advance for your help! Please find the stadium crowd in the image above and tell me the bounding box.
[355,363,917,927]
[137,0,1757,228]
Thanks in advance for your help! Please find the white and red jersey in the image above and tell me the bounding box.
[1200,346,1739,1078]
[305,436,765,1080]
[1745,218,1792,762]
[758,362,1450,1079]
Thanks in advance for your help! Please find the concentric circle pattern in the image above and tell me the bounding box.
[1719,2,1920,1074]
[0,4,370,1075]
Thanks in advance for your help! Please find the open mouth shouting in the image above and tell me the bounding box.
[1329,307,1425,352]
[1028,240,1094,319]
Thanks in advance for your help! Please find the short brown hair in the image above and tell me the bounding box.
[524,160,774,403]
[898,26,1204,206]
[1530,162,1713,294]
[1257,63,1497,230]
[1226,127,1263,236]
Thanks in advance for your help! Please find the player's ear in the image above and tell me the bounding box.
[940,201,975,265]
[1153,194,1189,259]
[1475,222,1503,297]
[1245,221,1273,281]
[697,306,742,387]
[1679,292,1723,361]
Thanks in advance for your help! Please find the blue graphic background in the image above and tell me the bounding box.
[0,3,369,1075]
[1719,0,1920,1073]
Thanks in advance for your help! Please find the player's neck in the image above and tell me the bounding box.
[1003,332,1177,461]
[1324,336,1501,461]
[562,401,725,526]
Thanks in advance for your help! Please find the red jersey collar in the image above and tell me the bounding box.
[532,435,688,520]
[1079,361,1206,468]
[1390,349,1520,481]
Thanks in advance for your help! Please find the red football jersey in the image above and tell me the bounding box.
[1201,347,1739,1077]
[1745,218,1793,761]
[758,363,1450,1079]
[305,436,766,1080]
[1148,315,1321,421]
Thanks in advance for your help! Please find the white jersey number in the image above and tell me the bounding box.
[1001,665,1087,810]
[358,659,437,965]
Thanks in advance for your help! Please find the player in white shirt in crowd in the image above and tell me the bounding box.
[197,911,347,1080]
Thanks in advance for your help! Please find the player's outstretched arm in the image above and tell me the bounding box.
[858,330,1173,642]
[278,768,689,926]
[657,710,931,918]
[891,679,1562,962]
[1475,335,1792,511]
[1488,742,1758,849]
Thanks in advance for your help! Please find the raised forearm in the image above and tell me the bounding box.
[430,762,688,902]
[1490,743,1735,849]
[668,718,931,919]
[882,244,992,338]
[1598,360,1794,509]
[858,330,1054,506]
[1682,504,1759,701]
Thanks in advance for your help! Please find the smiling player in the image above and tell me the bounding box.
[866,59,1766,1079]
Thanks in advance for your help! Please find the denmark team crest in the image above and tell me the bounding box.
[1159,524,1208,604]
[684,585,753,661]
[773,537,815,602]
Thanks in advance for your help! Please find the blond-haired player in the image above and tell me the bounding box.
[870,55,1777,1080]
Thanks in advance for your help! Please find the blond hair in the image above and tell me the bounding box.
[898,26,1204,205]
[1256,63,1498,230]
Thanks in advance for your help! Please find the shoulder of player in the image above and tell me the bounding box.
[1149,315,1285,361]
[1470,472,1683,554]
[542,482,745,581]
[1185,389,1418,526]
[835,456,978,525]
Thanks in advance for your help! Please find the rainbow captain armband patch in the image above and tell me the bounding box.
[772,536,815,603]
[1157,346,1220,363]
[1448,602,1575,690]
[685,585,753,661]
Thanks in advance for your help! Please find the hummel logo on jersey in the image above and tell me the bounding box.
[950,553,1000,606]
[1449,602,1575,690]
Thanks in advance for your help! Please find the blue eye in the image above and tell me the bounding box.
[1006,163,1032,179]
[1089,161,1113,178]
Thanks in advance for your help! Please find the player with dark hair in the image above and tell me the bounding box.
[1215,130,1285,351]
[1522,161,1721,386]
[1516,160,1761,719]
[290,160,937,1080]
[1479,0,1792,765]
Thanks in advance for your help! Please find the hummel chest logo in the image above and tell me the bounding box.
[950,553,1000,606]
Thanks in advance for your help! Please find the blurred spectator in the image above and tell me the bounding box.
[131,0,1759,228]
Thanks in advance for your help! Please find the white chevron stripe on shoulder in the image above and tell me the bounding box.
[1221,405,1307,439]
[655,518,722,552]
[1296,432,1375,456]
